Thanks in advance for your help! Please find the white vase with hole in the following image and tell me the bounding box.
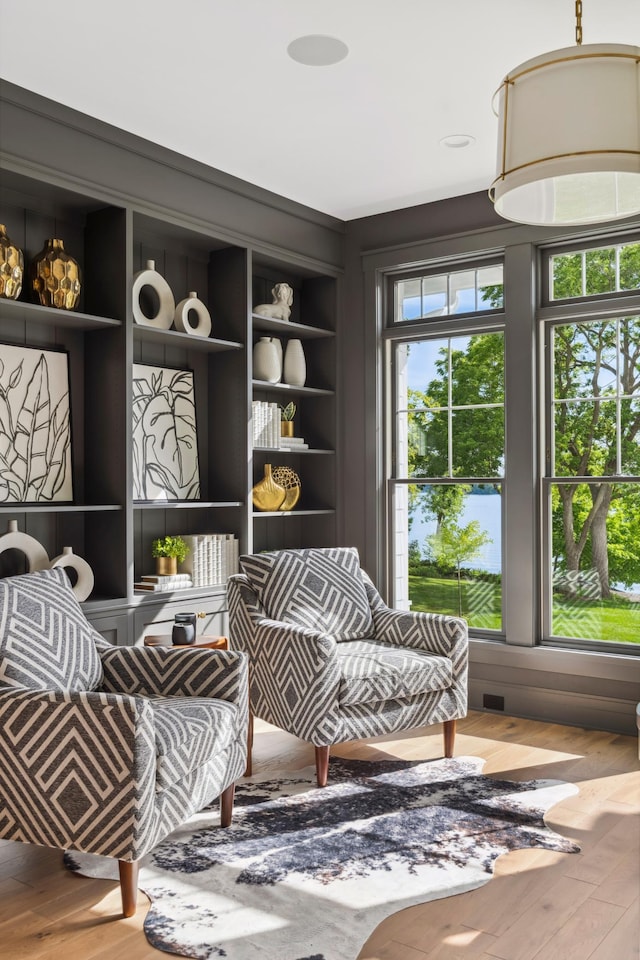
[0,519,49,572]
[132,259,175,329]
[253,337,281,383]
[174,291,212,338]
[49,546,95,602]
[283,338,306,387]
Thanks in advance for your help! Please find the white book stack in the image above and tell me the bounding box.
[180,533,240,586]
[252,400,280,448]
[134,573,193,592]
[279,435,309,450]
[268,402,279,447]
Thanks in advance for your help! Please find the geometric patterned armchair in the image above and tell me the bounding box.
[0,568,248,917]
[228,546,467,787]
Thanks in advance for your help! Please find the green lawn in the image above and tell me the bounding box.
[552,593,640,644]
[409,574,502,630]
[409,573,640,644]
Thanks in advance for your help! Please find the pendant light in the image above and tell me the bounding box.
[489,1,640,227]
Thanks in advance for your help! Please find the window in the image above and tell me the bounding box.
[394,264,503,322]
[543,234,640,651]
[390,318,504,632]
[549,240,640,301]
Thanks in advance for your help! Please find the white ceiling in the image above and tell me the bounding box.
[1,0,638,221]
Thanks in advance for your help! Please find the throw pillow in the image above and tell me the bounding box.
[240,547,374,641]
[0,568,103,691]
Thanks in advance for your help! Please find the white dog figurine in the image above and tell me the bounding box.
[253,282,294,322]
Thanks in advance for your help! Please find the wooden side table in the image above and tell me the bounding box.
[144,634,228,650]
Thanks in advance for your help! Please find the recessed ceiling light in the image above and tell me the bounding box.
[287,35,349,67]
[440,134,475,149]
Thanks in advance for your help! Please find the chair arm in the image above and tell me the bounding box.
[228,574,338,662]
[362,570,467,673]
[251,618,342,744]
[100,646,248,704]
[373,606,468,671]
[254,617,339,675]
[0,688,156,859]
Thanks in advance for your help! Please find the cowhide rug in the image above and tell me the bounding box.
[67,756,579,960]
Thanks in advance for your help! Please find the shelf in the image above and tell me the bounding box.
[0,298,121,331]
[132,584,228,602]
[253,447,334,455]
[253,509,335,518]
[1,160,338,630]
[133,325,243,353]
[251,314,334,339]
[134,500,244,510]
[252,380,334,397]
[0,503,122,514]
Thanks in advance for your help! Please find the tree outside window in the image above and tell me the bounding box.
[545,242,640,647]
[394,332,504,631]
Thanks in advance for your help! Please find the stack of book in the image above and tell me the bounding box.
[134,573,193,593]
[180,533,240,587]
[279,435,309,451]
[252,400,309,450]
[252,400,280,448]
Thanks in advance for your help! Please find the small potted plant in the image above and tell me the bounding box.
[280,401,296,438]
[151,535,189,576]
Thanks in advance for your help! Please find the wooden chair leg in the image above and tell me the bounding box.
[315,745,330,787]
[245,711,254,777]
[220,782,235,827]
[118,859,139,918]
[443,718,456,758]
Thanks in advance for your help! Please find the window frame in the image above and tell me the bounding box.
[389,256,505,329]
[384,266,507,640]
[540,232,640,308]
[539,237,640,656]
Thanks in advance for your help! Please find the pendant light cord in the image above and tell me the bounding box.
[575,0,583,45]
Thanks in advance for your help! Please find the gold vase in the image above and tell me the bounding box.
[0,224,24,300]
[280,420,294,438]
[156,556,178,576]
[252,463,286,511]
[272,466,301,511]
[30,238,81,310]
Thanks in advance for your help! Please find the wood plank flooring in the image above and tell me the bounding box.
[2,712,638,959]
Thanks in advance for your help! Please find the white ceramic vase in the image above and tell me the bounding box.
[132,259,175,329]
[253,337,281,383]
[283,338,306,387]
[271,337,283,383]
[0,519,49,572]
[49,546,95,602]
[174,290,212,337]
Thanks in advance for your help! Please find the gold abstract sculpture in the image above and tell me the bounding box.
[272,466,301,511]
[0,224,24,300]
[30,238,81,310]
[252,463,286,511]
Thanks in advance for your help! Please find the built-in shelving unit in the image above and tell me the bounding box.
[250,255,337,553]
[0,161,340,640]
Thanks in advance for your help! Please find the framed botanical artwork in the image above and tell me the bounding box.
[0,343,73,503]
[132,363,200,500]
